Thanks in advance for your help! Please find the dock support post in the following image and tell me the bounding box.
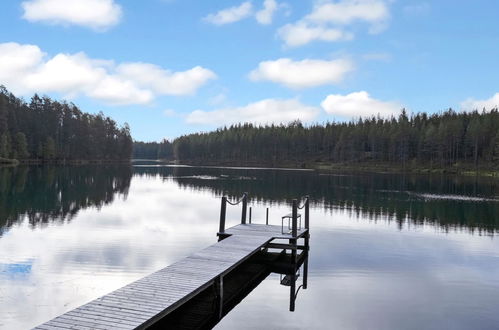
[304,196,310,251]
[249,207,252,224]
[304,196,309,231]
[303,252,309,290]
[219,196,227,234]
[291,199,298,263]
[241,192,248,224]
[292,199,298,238]
[266,207,269,225]
[290,272,296,312]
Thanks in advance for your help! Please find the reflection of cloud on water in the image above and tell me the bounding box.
[409,192,499,202]
[173,175,257,180]
[0,176,223,329]
[218,218,499,330]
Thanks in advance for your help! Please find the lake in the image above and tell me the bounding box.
[1,164,499,329]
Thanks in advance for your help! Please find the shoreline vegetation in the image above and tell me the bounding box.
[135,109,499,178]
[0,86,133,164]
[2,85,498,178]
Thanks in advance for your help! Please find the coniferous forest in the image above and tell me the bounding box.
[0,86,133,162]
[132,140,173,160]
[172,109,499,171]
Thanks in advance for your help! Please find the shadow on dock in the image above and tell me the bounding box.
[150,249,309,330]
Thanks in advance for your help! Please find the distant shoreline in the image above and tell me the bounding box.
[170,160,499,177]
[4,158,498,177]
[1,159,131,166]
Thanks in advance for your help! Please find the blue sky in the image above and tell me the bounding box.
[0,0,498,141]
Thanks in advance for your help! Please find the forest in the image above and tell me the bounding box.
[172,109,499,171]
[133,140,173,159]
[0,86,133,162]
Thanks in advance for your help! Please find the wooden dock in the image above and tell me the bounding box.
[34,194,310,330]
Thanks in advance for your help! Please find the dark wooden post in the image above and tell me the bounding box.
[290,273,296,312]
[291,199,298,263]
[292,199,298,238]
[304,196,310,251]
[249,207,252,224]
[241,193,248,224]
[303,252,308,290]
[219,196,227,233]
[266,207,269,225]
[304,196,310,230]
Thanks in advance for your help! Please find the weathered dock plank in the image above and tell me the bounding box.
[34,225,301,330]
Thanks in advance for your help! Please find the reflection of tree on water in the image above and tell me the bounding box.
[0,165,132,234]
[135,166,499,235]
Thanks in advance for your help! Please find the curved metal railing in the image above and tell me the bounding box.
[297,195,309,209]
[226,192,247,206]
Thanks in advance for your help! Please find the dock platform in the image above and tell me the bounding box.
[34,194,310,330]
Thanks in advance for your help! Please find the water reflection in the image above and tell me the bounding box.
[151,250,309,329]
[1,165,497,236]
[135,166,499,234]
[0,165,131,235]
[0,165,499,329]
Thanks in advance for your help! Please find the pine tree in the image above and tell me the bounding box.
[14,132,29,159]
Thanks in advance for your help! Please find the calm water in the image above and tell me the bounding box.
[1,164,499,329]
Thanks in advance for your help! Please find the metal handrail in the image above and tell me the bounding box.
[297,196,309,209]
[226,192,247,206]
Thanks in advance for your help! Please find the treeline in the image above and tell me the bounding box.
[133,140,173,159]
[173,109,499,169]
[0,86,133,162]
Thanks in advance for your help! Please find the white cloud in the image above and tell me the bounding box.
[204,2,253,25]
[278,22,354,47]
[249,58,354,89]
[86,76,154,105]
[321,91,402,118]
[277,0,390,47]
[306,0,389,26]
[21,0,122,30]
[461,93,499,111]
[0,42,215,105]
[117,63,217,96]
[186,98,319,126]
[256,0,278,25]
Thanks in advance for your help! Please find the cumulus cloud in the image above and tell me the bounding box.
[256,0,278,25]
[461,93,499,111]
[249,58,354,89]
[278,22,354,47]
[321,91,402,118]
[117,63,216,96]
[306,0,389,26]
[204,0,284,26]
[277,0,390,47]
[0,42,216,105]
[21,0,122,30]
[203,2,253,25]
[186,98,319,126]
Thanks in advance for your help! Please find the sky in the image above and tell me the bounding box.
[0,0,499,141]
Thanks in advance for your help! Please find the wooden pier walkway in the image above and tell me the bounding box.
[34,194,309,330]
